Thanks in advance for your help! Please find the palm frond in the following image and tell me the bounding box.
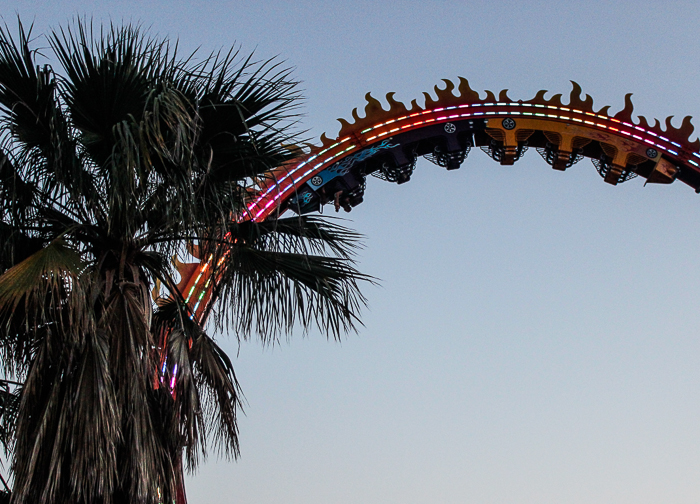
[230,215,365,260]
[0,379,21,454]
[154,298,242,468]
[0,239,83,376]
[208,246,372,343]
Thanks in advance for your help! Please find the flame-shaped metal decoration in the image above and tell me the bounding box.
[180,79,700,319]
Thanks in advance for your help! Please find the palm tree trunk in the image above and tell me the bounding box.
[176,457,187,504]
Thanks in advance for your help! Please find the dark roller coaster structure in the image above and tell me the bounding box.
[176,79,700,319]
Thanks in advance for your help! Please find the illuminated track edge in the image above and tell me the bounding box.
[179,78,700,321]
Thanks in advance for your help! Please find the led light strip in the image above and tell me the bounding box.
[172,98,700,389]
[361,103,678,154]
[246,101,699,222]
[167,237,235,386]
[249,143,357,220]
[185,254,213,304]
[186,242,233,316]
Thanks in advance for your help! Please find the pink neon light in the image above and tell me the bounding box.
[170,364,178,389]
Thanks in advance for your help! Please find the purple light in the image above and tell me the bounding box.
[170,364,178,389]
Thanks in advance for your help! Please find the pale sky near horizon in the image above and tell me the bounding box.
[3,1,700,503]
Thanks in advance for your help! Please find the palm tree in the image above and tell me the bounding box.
[0,20,369,504]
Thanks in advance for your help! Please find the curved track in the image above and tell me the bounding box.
[179,79,700,319]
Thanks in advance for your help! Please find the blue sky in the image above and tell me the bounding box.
[4,1,700,503]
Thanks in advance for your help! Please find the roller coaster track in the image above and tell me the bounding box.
[177,79,700,320]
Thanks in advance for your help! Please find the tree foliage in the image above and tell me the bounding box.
[0,19,370,504]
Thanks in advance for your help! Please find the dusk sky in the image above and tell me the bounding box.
[4,1,700,503]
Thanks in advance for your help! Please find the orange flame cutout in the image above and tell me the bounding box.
[313,78,698,152]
